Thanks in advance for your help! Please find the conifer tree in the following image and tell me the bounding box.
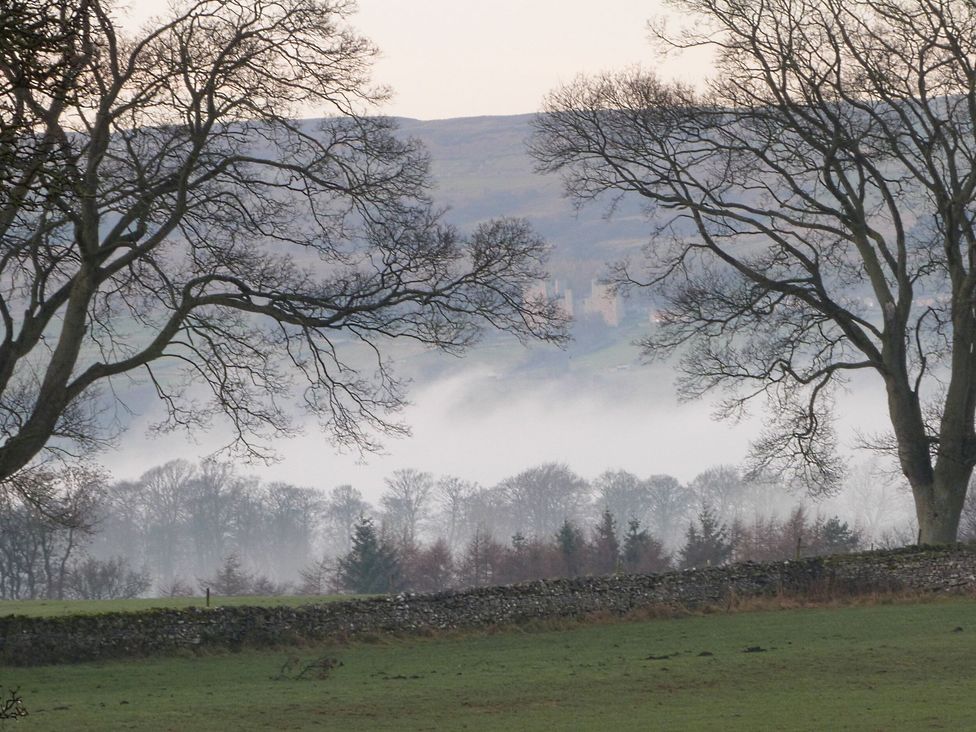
[202,554,254,596]
[337,517,400,594]
[590,510,620,575]
[679,507,733,570]
[817,517,861,556]
[556,520,585,578]
[622,519,669,574]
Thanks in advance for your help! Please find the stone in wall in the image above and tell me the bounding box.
[0,544,973,665]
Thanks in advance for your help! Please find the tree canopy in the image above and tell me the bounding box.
[0,0,566,483]
[532,0,976,542]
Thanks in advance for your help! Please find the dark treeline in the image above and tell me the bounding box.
[0,458,939,600]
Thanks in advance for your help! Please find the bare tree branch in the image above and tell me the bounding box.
[0,0,568,477]
[532,0,976,542]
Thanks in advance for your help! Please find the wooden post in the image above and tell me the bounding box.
[206,587,210,607]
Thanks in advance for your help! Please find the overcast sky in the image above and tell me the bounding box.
[354,0,709,119]
[123,0,710,120]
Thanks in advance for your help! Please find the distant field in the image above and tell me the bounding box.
[5,596,976,731]
[0,594,358,617]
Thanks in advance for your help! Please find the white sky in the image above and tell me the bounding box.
[123,0,710,120]
[354,0,707,119]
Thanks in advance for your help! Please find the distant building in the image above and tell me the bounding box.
[525,279,629,327]
[561,289,574,318]
[524,280,574,322]
[582,280,621,327]
[551,280,574,318]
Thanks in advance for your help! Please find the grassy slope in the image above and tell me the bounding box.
[0,595,357,618]
[6,596,976,731]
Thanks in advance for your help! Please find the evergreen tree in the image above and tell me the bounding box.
[590,510,620,575]
[337,517,400,594]
[201,553,254,596]
[556,520,585,577]
[511,532,528,553]
[679,507,734,570]
[622,519,670,574]
[818,517,861,555]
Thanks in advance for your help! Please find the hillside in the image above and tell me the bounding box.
[386,114,658,382]
[405,114,654,319]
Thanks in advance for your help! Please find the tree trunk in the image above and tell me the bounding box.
[914,478,967,544]
[885,370,973,544]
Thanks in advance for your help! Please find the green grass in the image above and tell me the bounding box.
[4,595,976,730]
[0,594,358,618]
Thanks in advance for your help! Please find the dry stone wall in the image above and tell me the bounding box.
[3,544,976,665]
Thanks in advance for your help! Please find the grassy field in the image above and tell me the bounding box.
[2,595,975,730]
[0,594,358,618]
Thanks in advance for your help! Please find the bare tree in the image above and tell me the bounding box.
[643,474,692,549]
[183,459,242,576]
[0,0,566,483]
[259,481,324,578]
[88,479,145,567]
[380,468,434,546]
[322,483,371,556]
[434,475,476,553]
[689,465,751,525]
[500,463,591,540]
[457,484,511,544]
[533,0,976,542]
[139,459,195,584]
[65,555,150,600]
[594,469,650,540]
[0,465,102,598]
[841,459,914,544]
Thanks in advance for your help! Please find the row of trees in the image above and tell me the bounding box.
[354,462,912,554]
[0,460,319,600]
[327,512,668,595]
[90,460,322,588]
[0,455,930,600]
[0,466,150,600]
[88,458,917,593]
[332,505,862,595]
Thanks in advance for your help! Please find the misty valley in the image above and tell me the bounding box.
[5,0,976,729]
[0,458,901,603]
